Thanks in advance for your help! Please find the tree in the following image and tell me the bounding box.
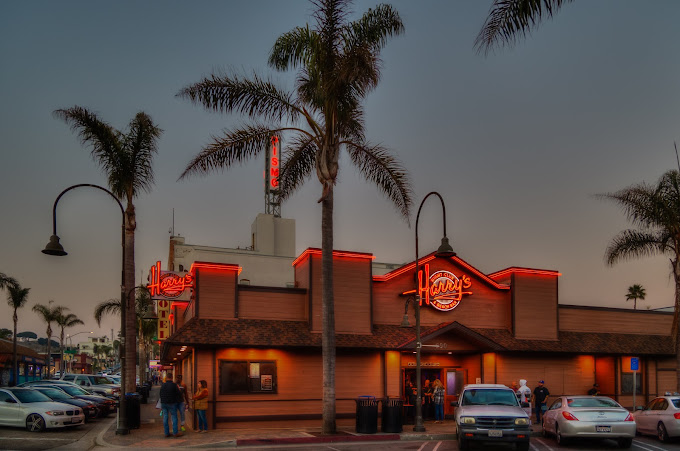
[32,302,64,378]
[475,0,573,54]
[0,328,11,339]
[6,281,29,385]
[178,0,410,434]
[599,170,680,391]
[16,331,37,340]
[55,312,84,374]
[625,284,646,310]
[54,107,162,393]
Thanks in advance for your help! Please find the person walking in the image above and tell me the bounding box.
[176,374,189,432]
[588,383,600,396]
[533,380,550,425]
[194,380,209,432]
[423,379,433,420]
[432,379,445,423]
[517,379,532,418]
[160,372,182,438]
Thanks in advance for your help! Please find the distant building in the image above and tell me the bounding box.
[0,338,46,386]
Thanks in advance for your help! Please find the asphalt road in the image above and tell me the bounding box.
[0,415,112,450]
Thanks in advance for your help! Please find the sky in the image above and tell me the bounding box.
[1,1,679,343]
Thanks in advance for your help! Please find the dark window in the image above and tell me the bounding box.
[621,373,642,395]
[218,360,277,394]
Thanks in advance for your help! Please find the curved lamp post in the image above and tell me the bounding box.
[413,191,455,432]
[42,183,130,436]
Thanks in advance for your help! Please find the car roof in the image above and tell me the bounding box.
[463,384,511,389]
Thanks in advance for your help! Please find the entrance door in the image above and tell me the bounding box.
[446,369,466,416]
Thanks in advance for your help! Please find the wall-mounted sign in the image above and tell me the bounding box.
[147,261,194,300]
[418,264,472,311]
[407,362,441,367]
[268,135,280,190]
[157,299,171,341]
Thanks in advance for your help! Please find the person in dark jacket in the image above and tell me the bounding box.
[160,372,182,437]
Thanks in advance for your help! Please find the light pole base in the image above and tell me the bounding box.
[115,427,130,435]
[413,424,426,432]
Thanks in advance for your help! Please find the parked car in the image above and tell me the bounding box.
[634,395,680,442]
[60,373,120,399]
[542,396,635,448]
[37,383,117,417]
[0,387,84,432]
[453,384,531,451]
[30,386,98,422]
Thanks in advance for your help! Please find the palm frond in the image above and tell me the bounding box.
[269,25,319,71]
[345,141,412,222]
[6,284,29,310]
[0,273,18,291]
[604,229,669,266]
[278,134,318,199]
[474,0,572,55]
[118,113,163,198]
[93,299,121,327]
[177,72,301,123]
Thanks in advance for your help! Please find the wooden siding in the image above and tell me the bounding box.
[197,269,236,320]
[482,353,496,384]
[385,351,401,398]
[238,290,307,321]
[513,274,558,340]
[559,307,672,335]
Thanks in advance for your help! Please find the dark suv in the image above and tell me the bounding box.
[453,384,531,451]
[61,374,120,399]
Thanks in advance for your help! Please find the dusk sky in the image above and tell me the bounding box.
[1,1,679,343]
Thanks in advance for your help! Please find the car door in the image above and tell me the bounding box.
[0,390,21,427]
[636,399,658,434]
[543,398,562,433]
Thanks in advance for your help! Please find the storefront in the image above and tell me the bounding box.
[156,247,674,429]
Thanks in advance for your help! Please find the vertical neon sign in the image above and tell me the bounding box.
[269,136,279,189]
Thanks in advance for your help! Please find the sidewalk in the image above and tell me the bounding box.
[95,386,542,448]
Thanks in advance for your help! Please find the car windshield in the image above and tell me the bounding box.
[37,388,71,399]
[58,385,88,396]
[566,397,621,408]
[461,389,518,406]
[10,389,52,403]
[93,376,114,384]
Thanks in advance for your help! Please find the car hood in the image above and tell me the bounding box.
[22,400,82,412]
[458,405,528,417]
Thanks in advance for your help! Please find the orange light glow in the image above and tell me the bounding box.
[292,248,375,267]
[147,261,194,299]
[416,264,473,311]
[488,267,561,279]
[190,261,242,275]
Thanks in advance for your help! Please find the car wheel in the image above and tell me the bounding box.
[658,422,669,442]
[617,437,633,449]
[555,424,568,446]
[25,414,46,432]
[457,429,469,450]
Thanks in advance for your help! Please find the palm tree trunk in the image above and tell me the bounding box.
[46,326,52,378]
[321,187,336,435]
[60,330,65,375]
[12,311,18,386]
[124,204,137,393]
[674,259,680,393]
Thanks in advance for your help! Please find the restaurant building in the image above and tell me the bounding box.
[155,215,675,429]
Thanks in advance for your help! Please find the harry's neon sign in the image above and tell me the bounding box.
[147,261,194,299]
[418,264,472,311]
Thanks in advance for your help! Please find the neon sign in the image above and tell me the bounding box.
[418,264,472,311]
[147,261,194,300]
[269,136,279,189]
[157,299,171,341]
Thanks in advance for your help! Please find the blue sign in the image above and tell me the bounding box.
[631,357,639,371]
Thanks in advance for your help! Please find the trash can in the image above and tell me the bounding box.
[381,397,403,433]
[355,396,378,434]
[125,392,141,429]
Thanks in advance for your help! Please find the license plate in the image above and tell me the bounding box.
[596,426,611,432]
[72,418,82,424]
[488,430,503,437]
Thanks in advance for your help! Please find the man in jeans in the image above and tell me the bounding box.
[176,374,189,432]
[160,372,182,438]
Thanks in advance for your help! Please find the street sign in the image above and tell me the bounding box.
[631,357,639,371]
[65,349,77,354]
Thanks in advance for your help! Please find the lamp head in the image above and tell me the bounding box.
[435,236,455,258]
[400,314,411,328]
[42,235,67,256]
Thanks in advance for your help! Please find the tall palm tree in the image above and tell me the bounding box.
[54,107,162,393]
[625,284,646,310]
[178,0,410,434]
[475,0,573,54]
[55,312,84,374]
[5,280,28,386]
[32,302,64,379]
[599,169,680,390]
[92,343,101,372]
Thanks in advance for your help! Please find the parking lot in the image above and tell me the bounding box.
[0,415,111,450]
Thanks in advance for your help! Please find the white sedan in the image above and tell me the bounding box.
[542,396,636,448]
[634,395,680,442]
[0,387,84,432]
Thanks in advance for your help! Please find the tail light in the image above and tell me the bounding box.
[624,413,635,422]
[562,411,579,421]
[673,412,680,420]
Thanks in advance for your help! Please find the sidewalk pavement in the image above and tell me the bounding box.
[95,386,543,448]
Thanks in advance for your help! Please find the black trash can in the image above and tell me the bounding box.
[125,392,141,429]
[355,396,378,434]
[381,397,403,433]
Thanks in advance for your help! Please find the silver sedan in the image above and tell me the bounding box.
[633,395,680,442]
[542,396,636,448]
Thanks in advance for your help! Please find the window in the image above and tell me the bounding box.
[218,360,277,394]
[621,373,641,395]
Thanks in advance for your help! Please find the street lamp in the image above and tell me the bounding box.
[66,331,93,373]
[413,191,455,432]
[42,183,130,435]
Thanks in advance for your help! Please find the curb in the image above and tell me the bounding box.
[237,433,401,447]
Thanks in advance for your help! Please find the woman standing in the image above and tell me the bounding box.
[194,380,209,432]
[432,379,445,423]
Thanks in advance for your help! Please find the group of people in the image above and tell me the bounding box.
[405,378,446,423]
[510,379,550,424]
[159,372,209,437]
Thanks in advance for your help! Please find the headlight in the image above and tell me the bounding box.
[515,418,529,425]
[461,417,476,424]
[45,410,65,416]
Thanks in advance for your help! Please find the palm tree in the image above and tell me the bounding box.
[475,0,573,54]
[32,301,64,379]
[599,169,680,390]
[625,284,646,310]
[54,107,162,392]
[92,343,101,372]
[177,0,410,434]
[5,280,28,385]
[55,312,84,374]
